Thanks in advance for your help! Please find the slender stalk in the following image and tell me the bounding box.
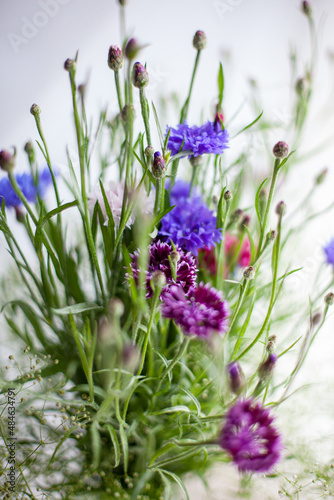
[115,70,124,112]
[170,50,202,185]
[139,88,152,146]
[253,158,280,263]
[159,336,191,381]
[67,64,106,302]
[137,290,160,376]
[154,177,165,215]
[226,279,249,336]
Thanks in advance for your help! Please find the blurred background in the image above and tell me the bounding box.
[1,0,334,498]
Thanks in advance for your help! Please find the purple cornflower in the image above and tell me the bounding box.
[220,398,283,473]
[161,282,229,338]
[166,121,229,158]
[159,181,222,255]
[0,167,53,208]
[130,240,197,298]
[324,238,334,266]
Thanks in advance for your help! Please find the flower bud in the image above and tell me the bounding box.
[189,155,203,168]
[15,207,25,224]
[239,214,250,231]
[265,230,276,244]
[30,103,41,117]
[315,167,328,185]
[0,150,15,172]
[212,195,218,205]
[266,340,276,353]
[243,266,255,280]
[108,45,123,71]
[119,0,127,5]
[224,190,233,201]
[64,58,75,72]
[132,62,149,89]
[227,362,243,395]
[258,353,277,382]
[125,38,140,60]
[122,345,140,373]
[273,141,289,159]
[214,110,224,130]
[170,250,181,263]
[151,270,166,290]
[325,292,334,306]
[121,104,136,125]
[230,208,243,224]
[295,77,308,97]
[311,312,321,326]
[276,201,286,217]
[109,298,124,317]
[145,145,154,163]
[302,1,312,17]
[193,30,207,51]
[152,151,166,179]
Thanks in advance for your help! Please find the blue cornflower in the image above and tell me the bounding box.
[159,180,222,255]
[166,121,229,158]
[0,167,53,208]
[324,238,334,266]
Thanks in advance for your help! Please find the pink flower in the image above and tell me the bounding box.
[225,233,251,267]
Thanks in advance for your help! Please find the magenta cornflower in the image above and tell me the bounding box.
[166,121,229,158]
[130,240,197,298]
[220,398,282,473]
[161,282,229,338]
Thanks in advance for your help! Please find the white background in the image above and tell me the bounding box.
[1,1,334,498]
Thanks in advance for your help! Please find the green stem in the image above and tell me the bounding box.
[115,70,124,112]
[236,215,282,361]
[159,336,191,381]
[227,279,249,336]
[253,158,280,263]
[154,177,165,215]
[139,88,151,146]
[171,50,201,185]
[137,291,160,376]
[68,66,106,302]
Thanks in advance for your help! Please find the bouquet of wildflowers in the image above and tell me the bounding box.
[1,1,333,498]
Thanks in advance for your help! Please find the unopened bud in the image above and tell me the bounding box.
[193,30,207,51]
[119,0,127,5]
[276,201,286,217]
[311,312,322,326]
[125,38,141,60]
[170,250,181,263]
[15,207,25,223]
[325,292,334,306]
[30,103,41,117]
[145,145,154,163]
[214,110,224,130]
[239,214,250,230]
[152,151,166,179]
[151,270,166,290]
[132,62,149,89]
[109,298,124,317]
[265,230,276,244]
[230,208,243,224]
[122,345,140,373]
[228,362,243,395]
[273,141,289,159]
[0,150,15,172]
[64,58,75,72]
[315,168,328,185]
[295,77,308,97]
[266,340,276,353]
[258,353,277,381]
[302,1,312,17]
[189,155,203,168]
[243,266,255,280]
[212,195,218,205]
[224,190,233,201]
[108,45,123,71]
[121,104,136,125]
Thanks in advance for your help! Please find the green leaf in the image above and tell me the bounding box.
[51,302,103,315]
[106,424,121,468]
[232,111,263,138]
[255,177,269,228]
[218,62,224,107]
[91,422,101,468]
[150,405,191,416]
[38,200,79,229]
[119,424,129,474]
[179,386,202,416]
[149,443,175,466]
[152,101,164,150]
[152,204,176,228]
[155,469,189,500]
[2,301,47,347]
